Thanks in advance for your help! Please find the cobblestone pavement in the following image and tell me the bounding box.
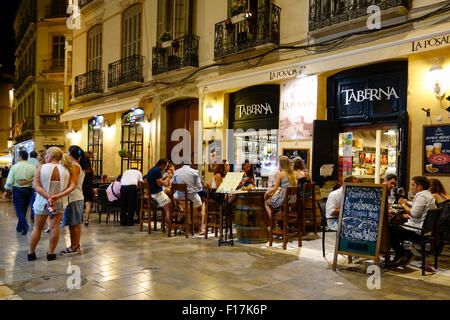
[0,199,449,300]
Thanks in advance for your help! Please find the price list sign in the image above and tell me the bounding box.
[423,125,450,176]
[333,183,387,270]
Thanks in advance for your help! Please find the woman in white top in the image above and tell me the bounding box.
[61,146,87,254]
[28,147,78,262]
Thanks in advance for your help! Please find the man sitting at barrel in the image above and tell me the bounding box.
[325,176,360,231]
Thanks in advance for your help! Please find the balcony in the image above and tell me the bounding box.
[16,13,36,49]
[23,117,34,132]
[15,67,35,89]
[42,59,65,73]
[214,4,280,60]
[39,114,66,129]
[108,55,144,88]
[74,70,103,98]
[45,3,68,19]
[309,0,410,37]
[79,0,95,9]
[152,34,199,76]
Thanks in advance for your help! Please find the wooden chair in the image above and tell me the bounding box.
[204,185,223,240]
[170,184,194,238]
[391,207,443,276]
[269,187,301,250]
[301,183,318,235]
[138,181,152,233]
[97,188,120,223]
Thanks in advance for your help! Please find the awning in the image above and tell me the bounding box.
[60,96,145,122]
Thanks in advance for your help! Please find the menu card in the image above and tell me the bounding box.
[216,172,244,194]
[423,125,450,175]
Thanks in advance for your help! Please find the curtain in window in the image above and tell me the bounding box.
[156,0,191,41]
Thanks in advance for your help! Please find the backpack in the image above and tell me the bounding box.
[437,199,450,242]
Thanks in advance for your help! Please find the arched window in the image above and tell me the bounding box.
[87,25,103,71]
[122,4,142,58]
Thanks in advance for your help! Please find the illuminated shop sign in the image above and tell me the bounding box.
[121,108,144,125]
[341,86,400,106]
[89,115,104,130]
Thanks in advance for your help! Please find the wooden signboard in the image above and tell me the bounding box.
[332,183,387,271]
[282,148,310,169]
[423,125,450,176]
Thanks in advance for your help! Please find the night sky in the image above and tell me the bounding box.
[1,1,21,74]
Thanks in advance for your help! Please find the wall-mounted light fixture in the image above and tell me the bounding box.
[205,101,223,128]
[101,120,111,132]
[140,113,152,129]
[428,57,446,99]
[67,129,77,139]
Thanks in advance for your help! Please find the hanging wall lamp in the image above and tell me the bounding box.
[428,57,446,99]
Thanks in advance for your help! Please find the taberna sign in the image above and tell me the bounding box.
[341,86,400,106]
[230,84,279,125]
[237,103,274,118]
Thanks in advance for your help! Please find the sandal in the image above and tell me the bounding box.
[84,220,89,226]
[199,231,205,236]
[61,245,81,255]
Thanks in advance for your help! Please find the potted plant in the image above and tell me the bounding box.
[246,10,256,27]
[230,1,246,16]
[160,31,172,48]
[158,43,166,56]
[172,39,180,53]
[225,20,234,34]
[118,149,131,158]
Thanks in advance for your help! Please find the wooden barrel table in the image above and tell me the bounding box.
[233,191,270,244]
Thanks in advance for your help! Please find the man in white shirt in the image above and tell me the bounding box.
[120,168,143,226]
[326,176,360,230]
[172,161,205,235]
[390,176,437,267]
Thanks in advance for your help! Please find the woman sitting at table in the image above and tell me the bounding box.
[264,156,298,219]
[430,178,450,207]
[209,161,230,204]
[238,160,256,189]
[162,162,175,196]
[293,157,311,195]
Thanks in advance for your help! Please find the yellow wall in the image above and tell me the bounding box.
[408,47,450,190]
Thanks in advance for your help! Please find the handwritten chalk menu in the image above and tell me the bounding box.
[282,148,309,169]
[216,172,244,194]
[332,183,387,271]
[423,125,450,176]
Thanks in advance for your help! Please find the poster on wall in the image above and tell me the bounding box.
[279,75,318,141]
[282,148,309,170]
[423,125,450,176]
[208,139,222,165]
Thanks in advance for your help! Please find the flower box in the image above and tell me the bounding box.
[230,13,246,24]
[161,40,172,48]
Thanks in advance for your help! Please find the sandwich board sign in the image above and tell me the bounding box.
[332,183,387,271]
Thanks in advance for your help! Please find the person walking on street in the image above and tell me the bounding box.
[83,157,94,226]
[28,147,77,261]
[3,150,36,235]
[120,168,143,226]
[61,146,87,255]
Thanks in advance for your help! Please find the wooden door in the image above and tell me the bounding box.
[166,99,198,162]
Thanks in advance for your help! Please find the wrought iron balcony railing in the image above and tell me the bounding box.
[74,70,103,98]
[152,34,199,76]
[40,114,66,129]
[214,4,281,59]
[45,3,68,19]
[42,59,65,73]
[108,55,144,88]
[79,0,95,9]
[309,0,409,32]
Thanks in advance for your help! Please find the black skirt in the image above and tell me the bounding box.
[82,172,94,202]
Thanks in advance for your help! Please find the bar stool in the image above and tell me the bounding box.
[138,181,152,233]
[204,185,223,240]
[301,183,318,235]
[170,184,194,238]
[269,187,301,250]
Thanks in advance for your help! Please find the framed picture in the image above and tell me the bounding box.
[282,148,310,170]
[423,125,450,176]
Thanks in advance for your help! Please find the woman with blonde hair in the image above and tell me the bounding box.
[28,147,78,261]
[264,156,298,219]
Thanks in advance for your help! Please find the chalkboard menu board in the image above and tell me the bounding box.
[282,148,309,169]
[423,125,450,176]
[333,183,387,270]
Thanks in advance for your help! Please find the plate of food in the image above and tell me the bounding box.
[428,153,450,165]
[426,164,439,173]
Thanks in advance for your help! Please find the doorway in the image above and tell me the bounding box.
[166,99,198,163]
